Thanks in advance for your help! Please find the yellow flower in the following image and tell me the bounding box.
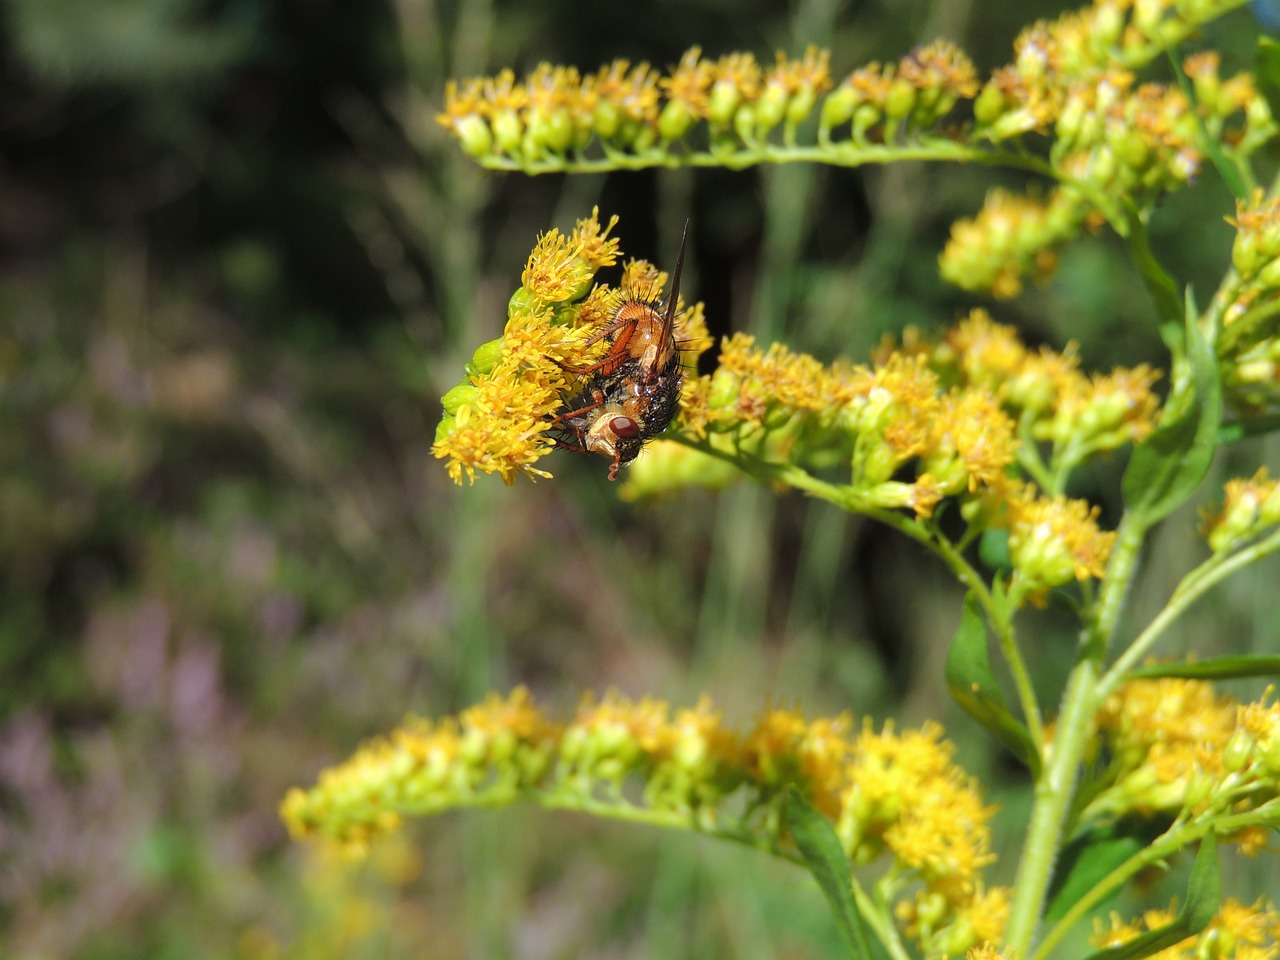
[1093,897,1280,959]
[742,705,854,817]
[1004,484,1116,600]
[433,209,706,484]
[1202,468,1280,553]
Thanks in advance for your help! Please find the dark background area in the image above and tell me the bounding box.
[1,1,1276,957]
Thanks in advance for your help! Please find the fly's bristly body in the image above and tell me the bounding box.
[551,222,689,480]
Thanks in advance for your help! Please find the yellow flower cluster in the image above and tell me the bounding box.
[1088,678,1280,851]
[432,209,710,483]
[1222,190,1280,413]
[679,331,1019,519]
[282,687,1008,957]
[1093,896,1280,959]
[943,6,1275,297]
[1202,468,1280,554]
[942,309,1161,467]
[437,42,979,165]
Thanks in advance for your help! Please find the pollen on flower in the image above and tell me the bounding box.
[1094,897,1280,958]
[1004,484,1116,599]
[433,209,705,485]
[742,706,854,817]
[661,47,715,118]
[1201,468,1280,553]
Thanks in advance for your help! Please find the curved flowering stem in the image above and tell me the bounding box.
[1035,801,1280,960]
[1101,523,1280,699]
[678,437,1048,755]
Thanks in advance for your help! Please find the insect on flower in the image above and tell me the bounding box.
[551,222,689,480]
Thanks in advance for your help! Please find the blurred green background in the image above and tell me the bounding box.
[1,0,1277,957]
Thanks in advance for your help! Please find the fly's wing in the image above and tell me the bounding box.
[659,220,689,352]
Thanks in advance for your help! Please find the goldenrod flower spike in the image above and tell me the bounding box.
[432,209,709,484]
[283,687,1010,958]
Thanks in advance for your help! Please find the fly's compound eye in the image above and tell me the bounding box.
[610,416,640,438]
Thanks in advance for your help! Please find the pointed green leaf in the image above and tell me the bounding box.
[945,592,1041,776]
[784,787,874,960]
[1122,289,1221,526]
[1255,37,1280,125]
[1083,835,1220,960]
[1045,823,1158,925]
[1129,656,1280,681]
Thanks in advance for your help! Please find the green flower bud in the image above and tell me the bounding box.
[632,123,659,151]
[1223,728,1254,773]
[851,103,881,141]
[544,106,575,153]
[883,78,916,121]
[734,102,757,143]
[1256,255,1280,289]
[756,84,789,133]
[1263,737,1280,778]
[708,80,742,125]
[492,108,523,155]
[1232,228,1260,279]
[819,86,857,132]
[973,84,1006,127]
[469,336,506,376]
[594,99,621,139]
[1113,129,1151,170]
[785,86,818,126]
[455,114,493,157]
[442,381,479,414]
[658,99,696,140]
[1009,522,1077,590]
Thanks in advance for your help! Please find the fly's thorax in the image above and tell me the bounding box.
[610,299,677,376]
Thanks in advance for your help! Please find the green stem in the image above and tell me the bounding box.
[1005,658,1101,955]
[1100,525,1280,700]
[1029,801,1279,960]
[684,441,1048,752]
[1005,508,1150,954]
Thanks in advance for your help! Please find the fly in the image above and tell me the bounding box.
[552,221,689,480]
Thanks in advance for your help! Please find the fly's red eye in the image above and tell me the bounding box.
[610,416,640,438]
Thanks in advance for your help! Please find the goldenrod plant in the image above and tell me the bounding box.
[285,1,1280,957]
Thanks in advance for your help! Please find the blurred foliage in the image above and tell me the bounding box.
[0,0,1277,957]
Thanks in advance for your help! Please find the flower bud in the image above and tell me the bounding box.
[820,86,858,131]
[469,337,506,376]
[455,114,493,157]
[658,99,695,140]
[786,86,819,126]
[492,108,523,155]
[755,83,789,133]
[883,77,916,121]
[441,382,479,415]
[973,83,1006,127]
[708,80,742,125]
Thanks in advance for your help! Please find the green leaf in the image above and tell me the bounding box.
[945,592,1041,776]
[1121,289,1222,527]
[1083,835,1220,960]
[978,529,1011,572]
[1128,656,1280,681]
[784,787,875,960]
[1044,823,1159,925]
[1255,37,1280,126]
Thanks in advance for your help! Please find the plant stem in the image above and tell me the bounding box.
[1005,508,1149,954]
[1100,525,1280,700]
[1005,658,1101,954]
